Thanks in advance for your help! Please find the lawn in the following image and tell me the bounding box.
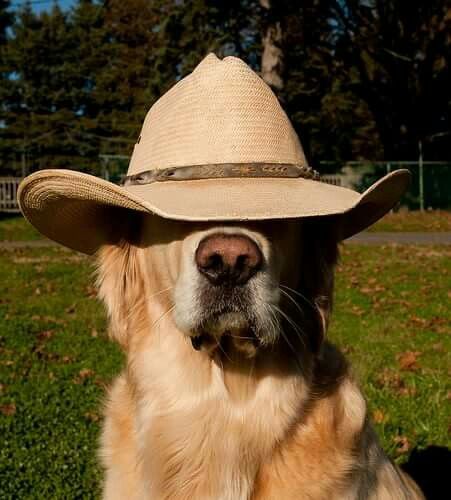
[369,209,451,232]
[0,244,450,498]
[0,215,41,241]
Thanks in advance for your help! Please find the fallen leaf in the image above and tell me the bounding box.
[397,351,422,371]
[84,411,101,422]
[73,368,95,384]
[85,285,97,298]
[397,386,417,397]
[360,285,386,295]
[431,342,444,352]
[79,368,94,379]
[65,304,76,314]
[351,305,365,317]
[37,330,54,341]
[0,403,16,416]
[372,409,388,424]
[408,316,428,328]
[393,435,410,454]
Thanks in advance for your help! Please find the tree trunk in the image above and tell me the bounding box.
[260,0,284,90]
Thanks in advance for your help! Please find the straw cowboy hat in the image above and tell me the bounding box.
[19,53,410,255]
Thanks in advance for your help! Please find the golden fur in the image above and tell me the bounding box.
[95,212,424,499]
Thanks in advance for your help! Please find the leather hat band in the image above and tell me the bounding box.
[123,163,320,186]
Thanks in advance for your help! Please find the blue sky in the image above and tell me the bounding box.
[10,0,78,14]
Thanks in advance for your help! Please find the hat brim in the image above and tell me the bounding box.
[18,169,410,254]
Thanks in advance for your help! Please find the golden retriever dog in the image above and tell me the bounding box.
[96,211,424,499]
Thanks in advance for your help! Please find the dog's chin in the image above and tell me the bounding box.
[189,312,261,358]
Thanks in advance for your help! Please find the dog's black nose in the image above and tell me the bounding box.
[195,233,262,285]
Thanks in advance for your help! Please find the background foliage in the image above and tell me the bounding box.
[0,0,450,176]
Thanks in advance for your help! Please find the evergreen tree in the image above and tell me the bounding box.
[0,0,15,173]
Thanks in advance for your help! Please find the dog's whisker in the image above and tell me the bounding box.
[278,287,305,318]
[147,286,173,300]
[151,304,176,331]
[267,303,304,372]
[262,301,282,346]
[279,284,316,311]
[271,303,307,353]
[217,339,233,364]
[227,334,256,340]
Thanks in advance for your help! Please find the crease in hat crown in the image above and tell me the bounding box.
[127,53,307,176]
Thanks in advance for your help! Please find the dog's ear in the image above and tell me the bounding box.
[298,217,340,351]
[95,211,144,348]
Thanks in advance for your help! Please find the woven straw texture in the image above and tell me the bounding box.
[128,53,306,175]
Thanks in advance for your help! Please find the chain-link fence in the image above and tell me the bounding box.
[320,161,451,210]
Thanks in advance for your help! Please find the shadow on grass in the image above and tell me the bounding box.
[0,212,21,221]
[402,446,451,499]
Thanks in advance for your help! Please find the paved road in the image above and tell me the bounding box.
[1,232,451,249]
[347,232,451,245]
[0,240,59,249]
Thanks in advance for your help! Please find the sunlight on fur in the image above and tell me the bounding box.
[95,213,424,500]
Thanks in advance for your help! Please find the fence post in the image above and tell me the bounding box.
[418,140,424,211]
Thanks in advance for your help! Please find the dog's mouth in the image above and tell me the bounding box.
[189,310,261,358]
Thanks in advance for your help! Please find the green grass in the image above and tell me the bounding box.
[0,247,122,499]
[331,244,450,459]
[369,209,451,232]
[0,244,450,497]
[0,215,41,241]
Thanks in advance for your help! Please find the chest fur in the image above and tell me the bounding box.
[133,358,307,500]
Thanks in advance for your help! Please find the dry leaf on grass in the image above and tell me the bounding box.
[79,368,94,378]
[37,330,54,341]
[360,284,386,295]
[397,351,422,371]
[375,368,416,396]
[65,304,76,314]
[0,403,16,416]
[372,409,388,424]
[351,305,365,317]
[393,435,410,454]
[84,411,101,422]
[85,285,97,298]
[73,368,95,384]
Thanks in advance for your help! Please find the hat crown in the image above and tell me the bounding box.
[127,53,307,175]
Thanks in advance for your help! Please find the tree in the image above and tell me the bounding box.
[331,0,451,160]
[0,1,15,174]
